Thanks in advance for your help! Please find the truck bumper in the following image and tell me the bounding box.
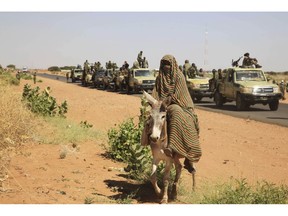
[139,84,155,91]
[242,93,282,103]
[191,89,213,98]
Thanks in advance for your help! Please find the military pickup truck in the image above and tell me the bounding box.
[186,75,213,102]
[213,67,282,111]
[126,68,156,94]
[70,69,83,83]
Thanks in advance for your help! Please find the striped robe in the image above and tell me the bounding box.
[149,55,202,163]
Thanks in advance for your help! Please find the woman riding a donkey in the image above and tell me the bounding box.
[141,54,202,176]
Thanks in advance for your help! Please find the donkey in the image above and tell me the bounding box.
[141,91,195,204]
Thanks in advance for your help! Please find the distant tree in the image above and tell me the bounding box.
[60,66,75,71]
[7,64,16,69]
[48,66,61,71]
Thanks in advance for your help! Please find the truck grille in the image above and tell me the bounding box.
[254,87,273,93]
[143,80,155,84]
[200,84,209,89]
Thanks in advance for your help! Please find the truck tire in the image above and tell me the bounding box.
[195,96,203,102]
[269,100,279,111]
[214,91,223,107]
[236,93,246,111]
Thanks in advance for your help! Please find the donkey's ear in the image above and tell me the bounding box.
[161,95,172,110]
[143,91,157,106]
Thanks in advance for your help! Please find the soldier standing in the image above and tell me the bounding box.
[137,51,143,68]
[83,60,89,85]
[183,60,191,78]
[209,69,217,92]
[143,57,149,68]
[66,71,70,82]
[189,63,198,78]
[218,69,223,80]
[33,71,37,84]
[16,71,21,80]
[122,61,129,70]
[279,80,286,100]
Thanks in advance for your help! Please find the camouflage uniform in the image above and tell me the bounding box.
[66,71,69,82]
[188,63,198,78]
[242,53,262,68]
[143,57,149,68]
[218,69,223,80]
[33,71,37,84]
[209,69,217,92]
[183,60,191,79]
[106,61,113,69]
[198,68,204,77]
[83,60,90,85]
[137,51,143,68]
[16,71,21,80]
[279,80,286,100]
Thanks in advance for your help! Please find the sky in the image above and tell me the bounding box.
[1,1,288,72]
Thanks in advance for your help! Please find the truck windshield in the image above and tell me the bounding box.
[235,70,266,81]
[135,70,152,77]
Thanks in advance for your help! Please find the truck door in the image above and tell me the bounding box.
[224,69,235,99]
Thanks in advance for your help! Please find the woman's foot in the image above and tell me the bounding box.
[184,158,196,174]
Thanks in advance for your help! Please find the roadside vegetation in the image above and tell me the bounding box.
[0,71,102,188]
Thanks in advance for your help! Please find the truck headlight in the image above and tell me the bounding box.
[191,83,200,88]
[240,87,253,93]
[273,87,279,93]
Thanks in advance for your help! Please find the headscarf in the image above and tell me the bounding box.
[152,54,195,111]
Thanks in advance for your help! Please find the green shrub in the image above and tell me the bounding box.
[48,66,61,71]
[0,71,20,86]
[19,73,33,80]
[200,178,288,204]
[107,96,175,182]
[22,84,68,117]
[107,117,152,181]
[107,96,152,180]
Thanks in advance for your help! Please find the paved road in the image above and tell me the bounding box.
[38,73,288,127]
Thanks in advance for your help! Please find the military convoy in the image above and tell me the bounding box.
[68,56,283,112]
[213,67,282,111]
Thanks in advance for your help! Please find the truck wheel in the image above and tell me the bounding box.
[214,91,223,107]
[269,100,279,111]
[236,93,246,111]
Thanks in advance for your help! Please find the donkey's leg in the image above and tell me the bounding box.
[191,162,196,191]
[150,158,161,197]
[170,156,182,200]
[160,160,173,204]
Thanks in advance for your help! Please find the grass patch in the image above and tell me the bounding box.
[0,85,37,150]
[177,178,288,204]
[35,116,104,145]
[0,71,20,86]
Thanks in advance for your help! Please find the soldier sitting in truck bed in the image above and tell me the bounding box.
[242,52,262,68]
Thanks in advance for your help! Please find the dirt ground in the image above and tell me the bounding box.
[1,73,288,204]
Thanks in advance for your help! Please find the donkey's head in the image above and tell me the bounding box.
[143,91,171,143]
